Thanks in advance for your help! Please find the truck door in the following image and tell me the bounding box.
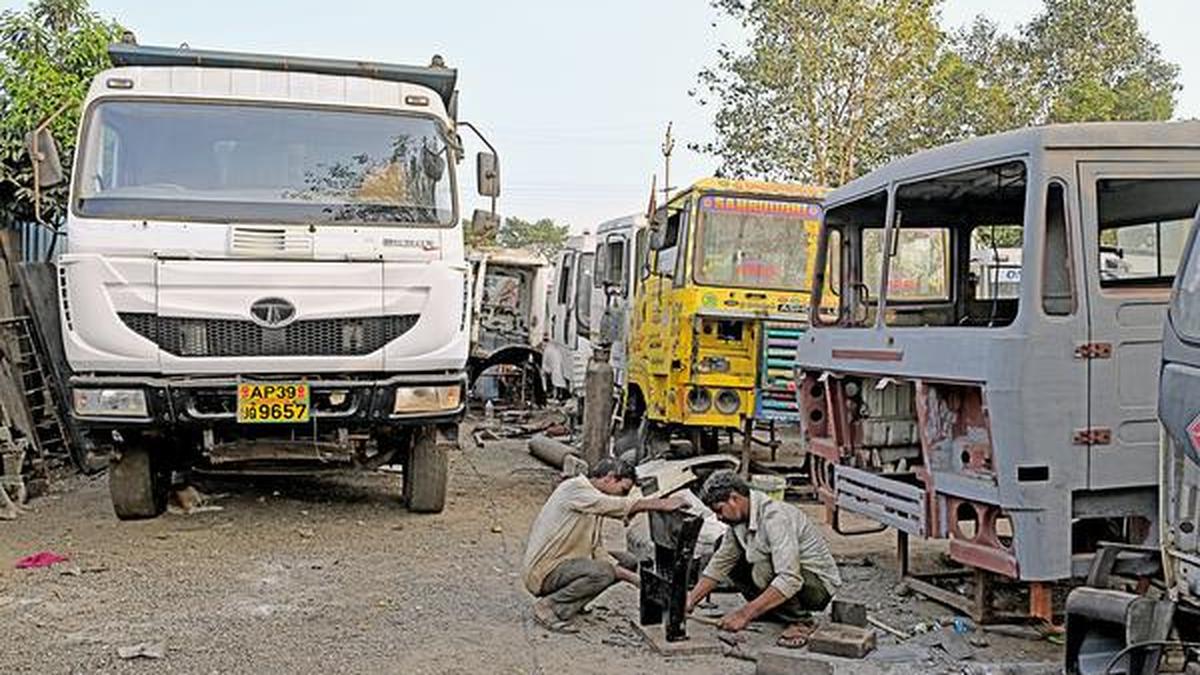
[1079,163,1200,488]
[550,250,575,348]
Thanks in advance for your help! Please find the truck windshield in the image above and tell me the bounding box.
[694,195,819,291]
[1173,215,1200,341]
[75,100,454,226]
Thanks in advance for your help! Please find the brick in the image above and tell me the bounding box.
[756,649,835,675]
[633,623,722,657]
[830,600,868,628]
[808,623,876,659]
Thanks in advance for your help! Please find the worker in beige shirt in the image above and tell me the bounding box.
[522,457,684,632]
[685,470,842,648]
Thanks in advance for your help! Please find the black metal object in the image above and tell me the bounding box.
[1064,587,1175,675]
[639,510,703,642]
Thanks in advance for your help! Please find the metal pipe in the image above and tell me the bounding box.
[528,434,579,470]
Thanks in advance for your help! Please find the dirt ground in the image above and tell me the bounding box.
[0,416,1062,674]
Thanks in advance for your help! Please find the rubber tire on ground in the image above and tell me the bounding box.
[403,427,448,513]
[109,444,168,520]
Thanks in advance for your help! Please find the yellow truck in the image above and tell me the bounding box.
[623,178,825,457]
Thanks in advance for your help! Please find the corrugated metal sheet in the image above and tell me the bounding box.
[10,221,59,263]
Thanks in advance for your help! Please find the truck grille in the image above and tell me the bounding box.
[119,313,418,357]
[756,322,805,422]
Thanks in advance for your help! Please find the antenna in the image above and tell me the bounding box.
[661,122,675,202]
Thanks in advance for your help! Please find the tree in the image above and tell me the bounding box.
[496,216,568,260]
[696,0,1181,187]
[0,0,124,225]
[693,0,945,187]
[462,216,498,249]
[1016,0,1179,124]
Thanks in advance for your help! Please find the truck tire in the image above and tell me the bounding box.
[404,426,448,513]
[109,443,167,520]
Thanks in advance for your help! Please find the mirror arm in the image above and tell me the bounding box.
[458,121,499,214]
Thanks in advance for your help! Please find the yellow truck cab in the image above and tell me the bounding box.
[624,178,825,456]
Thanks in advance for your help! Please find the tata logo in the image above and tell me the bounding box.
[249,297,297,328]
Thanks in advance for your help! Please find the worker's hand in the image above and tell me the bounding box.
[614,565,640,587]
[719,608,752,633]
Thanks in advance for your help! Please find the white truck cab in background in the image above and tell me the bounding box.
[542,232,596,400]
[30,43,502,519]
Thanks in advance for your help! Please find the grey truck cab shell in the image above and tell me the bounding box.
[799,122,1200,618]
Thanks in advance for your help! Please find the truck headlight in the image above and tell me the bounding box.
[392,385,462,414]
[715,389,741,414]
[687,387,712,412]
[73,388,148,417]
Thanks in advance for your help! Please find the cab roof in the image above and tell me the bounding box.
[109,43,458,110]
[669,177,827,207]
[827,121,1200,208]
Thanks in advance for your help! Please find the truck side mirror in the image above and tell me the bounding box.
[476,152,500,197]
[471,208,500,236]
[649,227,665,250]
[27,127,64,188]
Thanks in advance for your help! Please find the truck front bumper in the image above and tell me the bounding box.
[68,371,467,429]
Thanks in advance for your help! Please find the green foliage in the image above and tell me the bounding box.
[0,0,124,225]
[497,216,568,259]
[1020,0,1179,123]
[973,225,1024,249]
[463,216,498,249]
[696,0,1181,187]
[694,0,945,187]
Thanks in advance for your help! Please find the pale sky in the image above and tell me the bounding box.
[6,0,1198,232]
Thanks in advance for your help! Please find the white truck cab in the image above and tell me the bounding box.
[30,44,502,519]
[542,232,597,399]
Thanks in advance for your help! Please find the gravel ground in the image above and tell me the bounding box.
[0,418,1061,674]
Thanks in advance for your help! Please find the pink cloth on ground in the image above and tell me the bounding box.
[15,551,69,569]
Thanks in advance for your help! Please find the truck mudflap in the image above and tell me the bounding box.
[834,465,927,536]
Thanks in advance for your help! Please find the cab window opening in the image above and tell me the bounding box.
[557,255,572,304]
[654,208,682,278]
[883,160,1026,328]
[1042,182,1076,316]
[1096,178,1200,288]
[820,161,1027,328]
[575,252,595,337]
[816,190,887,327]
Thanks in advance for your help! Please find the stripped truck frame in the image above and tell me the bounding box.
[32,43,502,519]
[799,122,1200,619]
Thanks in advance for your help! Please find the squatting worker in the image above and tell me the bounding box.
[685,470,842,647]
[522,458,685,633]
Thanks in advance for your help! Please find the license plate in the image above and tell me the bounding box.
[237,381,310,423]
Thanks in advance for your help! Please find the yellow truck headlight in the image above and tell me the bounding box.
[715,389,741,414]
[687,387,712,412]
[73,388,148,417]
[392,385,462,414]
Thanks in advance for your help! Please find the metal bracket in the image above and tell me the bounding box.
[1074,342,1113,359]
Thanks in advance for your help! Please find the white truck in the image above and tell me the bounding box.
[27,43,501,518]
[542,232,596,399]
[467,247,551,399]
